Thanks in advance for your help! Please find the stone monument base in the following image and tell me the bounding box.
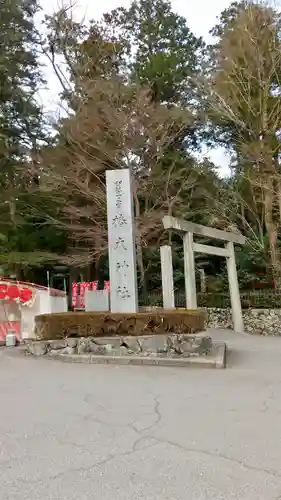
[23,334,227,369]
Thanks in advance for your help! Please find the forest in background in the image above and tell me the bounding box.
[1,0,281,295]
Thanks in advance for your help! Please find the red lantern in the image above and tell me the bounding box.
[72,282,78,308]
[20,288,32,303]
[0,283,33,303]
[7,285,20,300]
[0,285,7,299]
[79,282,87,309]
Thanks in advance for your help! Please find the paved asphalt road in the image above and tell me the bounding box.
[1,329,281,500]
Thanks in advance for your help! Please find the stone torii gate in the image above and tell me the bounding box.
[160,216,246,333]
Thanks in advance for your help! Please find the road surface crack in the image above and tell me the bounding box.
[145,435,281,479]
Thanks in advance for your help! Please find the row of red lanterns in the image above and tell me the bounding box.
[72,281,110,308]
[0,284,33,303]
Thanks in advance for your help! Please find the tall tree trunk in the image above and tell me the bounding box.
[264,180,281,288]
[199,268,206,293]
[134,190,147,296]
[277,177,281,225]
[9,197,21,279]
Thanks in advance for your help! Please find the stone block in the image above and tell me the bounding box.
[50,296,68,313]
[46,346,69,356]
[60,346,76,355]
[197,336,213,354]
[93,337,121,349]
[181,336,212,355]
[49,341,227,369]
[48,349,61,356]
[26,341,48,356]
[137,335,167,353]
[49,340,67,350]
[110,346,132,357]
[77,338,88,354]
[88,342,107,355]
[121,337,142,353]
[163,334,213,356]
[85,290,109,312]
[66,338,78,348]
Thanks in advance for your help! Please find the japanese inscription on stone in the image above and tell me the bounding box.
[106,169,138,313]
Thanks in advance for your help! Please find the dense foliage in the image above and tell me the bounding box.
[1,0,281,293]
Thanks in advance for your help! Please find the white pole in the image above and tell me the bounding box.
[160,245,175,309]
[225,242,244,333]
[183,232,197,309]
[106,169,138,313]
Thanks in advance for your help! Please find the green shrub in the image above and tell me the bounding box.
[35,310,206,340]
[197,291,281,309]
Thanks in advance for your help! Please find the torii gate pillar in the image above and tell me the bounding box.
[161,216,246,333]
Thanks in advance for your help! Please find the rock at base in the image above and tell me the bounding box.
[24,334,213,360]
[67,338,78,348]
[164,334,212,356]
[26,341,49,356]
[121,337,141,353]
[49,340,67,350]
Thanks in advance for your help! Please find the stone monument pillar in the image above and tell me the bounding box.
[183,232,197,309]
[160,245,175,309]
[106,169,138,313]
[225,242,244,332]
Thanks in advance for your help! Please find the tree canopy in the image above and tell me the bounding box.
[1,0,281,293]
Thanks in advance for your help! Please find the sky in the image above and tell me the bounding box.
[39,0,232,33]
[38,0,234,173]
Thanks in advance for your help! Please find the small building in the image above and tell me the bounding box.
[0,279,67,342]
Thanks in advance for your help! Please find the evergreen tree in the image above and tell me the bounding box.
[0,0,56,279]
[0,0,43,167]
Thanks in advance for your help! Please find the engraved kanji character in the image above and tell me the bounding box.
[115,237,127,250]
[116,285,131,299]
[112,213,127,227]
[115,180,123,209]
[116,261,130,271]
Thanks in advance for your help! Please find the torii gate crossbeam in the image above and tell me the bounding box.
[161,216,246,333]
